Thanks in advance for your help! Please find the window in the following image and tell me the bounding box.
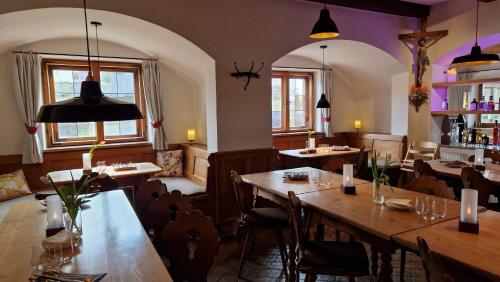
[272,71,314,132]
[42,59,147,147]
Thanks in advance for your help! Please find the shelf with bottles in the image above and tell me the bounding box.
[431,110,500,116]
[432,77,500,88]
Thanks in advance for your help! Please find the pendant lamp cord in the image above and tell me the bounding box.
[94,24,100,69]
[322,47,325,93]
[475,0,479,45]
[83,0,92,78]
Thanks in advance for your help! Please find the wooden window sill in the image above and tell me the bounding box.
[43,141,152,153]
[272,132,325,137]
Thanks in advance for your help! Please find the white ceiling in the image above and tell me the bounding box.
[401,0,448,5]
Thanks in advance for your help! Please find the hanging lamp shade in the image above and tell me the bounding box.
[450,45,499,68]
[316,93,330,108]
[310,7,340,39]
[36,0,143,123]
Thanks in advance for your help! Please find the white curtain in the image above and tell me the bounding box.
[142,59,167,150]
[321,69,334,137]
[14,53,43,164]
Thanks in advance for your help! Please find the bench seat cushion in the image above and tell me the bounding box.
[157,177,206,196]
[0,194,35,224]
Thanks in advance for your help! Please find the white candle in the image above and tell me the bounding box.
[309,138,316,149]
[474,149,484,165]
[343,164,354,187]
[46,195,64,229]
[460,189,478,224]
[82,153,92,170]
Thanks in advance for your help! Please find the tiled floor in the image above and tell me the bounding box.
[207,230,427,282]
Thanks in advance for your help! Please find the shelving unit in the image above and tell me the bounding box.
[431,110,500,116]
[432,77,500,88]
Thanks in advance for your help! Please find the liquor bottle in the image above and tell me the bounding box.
[483,134,489,146]
[471,121,477,144]
[470,98,478,111]
[477,126,482,145]
[494,120,499,146]
[457,114,465,143]
[442,98,448,110]
[488,96,495,111]
[463,92,469,110]
[480,96,486,110]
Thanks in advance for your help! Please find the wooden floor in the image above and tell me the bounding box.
[205,229,427,282]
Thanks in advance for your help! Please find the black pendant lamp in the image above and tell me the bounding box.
[310,4,340,39]
[36,0,143,123]
[316,45,331,109]
[451,0,499,68]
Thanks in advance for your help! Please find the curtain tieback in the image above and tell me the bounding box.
[25,123,39,134]
[151,117,164,129]
[322,117,331,122]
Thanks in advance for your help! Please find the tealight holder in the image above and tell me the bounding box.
[459,189,479,234]
[340,185,356,195]
[341,164,356,195]
[458,220,479,234]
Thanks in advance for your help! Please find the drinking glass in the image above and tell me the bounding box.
[421,195,436,221]
[31,243,49,271]
[309,171,320,185]
[96,161,106,174]
[434,197,448,219]
[415,195,424,216]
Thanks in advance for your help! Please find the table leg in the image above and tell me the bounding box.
[370,245,379,279]
[288,211,297,282]
[380,249,394,282]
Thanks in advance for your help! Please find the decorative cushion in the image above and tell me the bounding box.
[0,170,32,202]
[156,150,184,177]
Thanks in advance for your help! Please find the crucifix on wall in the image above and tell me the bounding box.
[399,27,448,86]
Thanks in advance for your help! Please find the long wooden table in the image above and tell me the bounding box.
[0,190,172,281]
[241,167,490,281]
[426,159,500,186]
[279,148,361,169]
[394,210,500,281]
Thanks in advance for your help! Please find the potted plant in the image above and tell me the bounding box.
[408,84,429,112]
[370,152,395,205]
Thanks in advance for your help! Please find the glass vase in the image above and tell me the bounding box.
[65,207,83,237]
[372,180,384,205]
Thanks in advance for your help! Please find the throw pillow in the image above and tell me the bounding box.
[156,150,184,176]
[0,169,32,202]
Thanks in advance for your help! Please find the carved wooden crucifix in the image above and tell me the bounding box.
[399,20,448,86]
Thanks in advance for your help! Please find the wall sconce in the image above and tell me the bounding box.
[187,129,196,143]
[354,120,361,132]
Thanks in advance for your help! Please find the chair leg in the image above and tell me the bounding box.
[238,229,254,278]
[314,223,324,241]
[274,229,288,280]
[335,229,341,241]
[400,248,406,282]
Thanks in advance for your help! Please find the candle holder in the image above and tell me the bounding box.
[340,185,356,195]
[458,220,479,234]
[46,227,64,237]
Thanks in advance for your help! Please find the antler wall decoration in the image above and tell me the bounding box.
[230,61,264,90]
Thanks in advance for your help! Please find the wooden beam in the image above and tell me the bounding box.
[398,30,448,40]
[303,0,430,18]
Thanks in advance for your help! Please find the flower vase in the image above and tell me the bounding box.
[372,180,384,205]
[65,207,83,236]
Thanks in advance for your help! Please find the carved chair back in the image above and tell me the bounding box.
[417,237,454,282]
[460,167,492,207]
[148,190,193,238]
[135,180,167,229]
[403,176,454,199]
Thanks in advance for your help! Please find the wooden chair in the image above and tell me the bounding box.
[400,176,455,280]
[84,172,136,203]
[403,176,455,199]
[148,190,193,245]
[230,170,289,279]
[417,237,454,282]
[353,146,367,178]
[460,167,492,207]
[161,210,219,282]
[400,141,439,185]
[288,191,370,281]
[135,179,167,231]
[413,159,435,178]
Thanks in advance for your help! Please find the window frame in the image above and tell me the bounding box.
[272,71,314,133]
[42,59,147,148]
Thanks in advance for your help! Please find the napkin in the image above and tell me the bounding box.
[385,198,411,206]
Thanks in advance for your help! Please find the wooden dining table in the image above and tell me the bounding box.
[279,148,361,169]
[426,159,500,186]
[394,210,500,281]
[0,190,172,281]
[241,167,488,281]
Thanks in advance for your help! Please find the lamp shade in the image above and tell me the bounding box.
[37,80,143,123]
[310,8,340,39]
[451,45,499,68]
[316,93,330,108]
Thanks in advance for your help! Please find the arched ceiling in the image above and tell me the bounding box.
[0,8,214,84]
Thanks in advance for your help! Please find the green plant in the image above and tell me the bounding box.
[307,129,313,140]
[88,141,105,160]
[370,152,395,192]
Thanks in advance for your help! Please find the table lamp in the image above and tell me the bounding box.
[459,189,479,233]
[354,120,361,132]
[187,129,196,143]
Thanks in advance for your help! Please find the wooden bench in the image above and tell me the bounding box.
[155,144,210,196]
